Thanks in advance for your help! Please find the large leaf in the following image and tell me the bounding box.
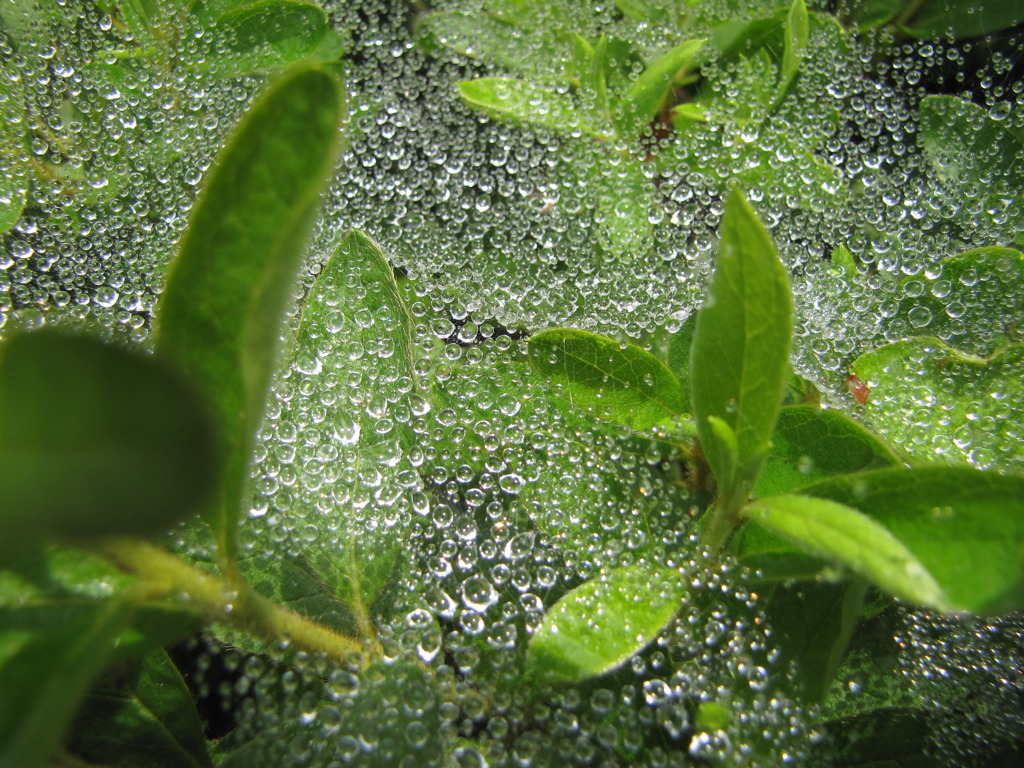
[199,1,330,78]
[690,187,793,505]
[754,405,901,496]
[68,650,212,768]
[851,338,1024,472]
[526,565,684,684]
[0,331,218,540]
[0,599,130,768]
[155,67,345,561]
[528,328,687,430]
[742,494,949,611]
[800,467,1024,614]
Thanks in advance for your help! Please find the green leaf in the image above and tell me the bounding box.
[754,405,901,497]
[901,0,1024,39]
[198,1,330,78]
[742,494,949,611]
[893,247,1023,356]
[526,565,684,684]
[690,187,793,506]
[0,599,130,768]
[0,331,218,540]
[664,313,696,394]
[773,0,808,109]
[800,467,1024,614]
[760,577,868,703]
[811,706,933,767]
[851,339,1024,471]
[527,328,687,430]
[616,38,704,134]
[457,78,607,138]
[838,0,903,30]
[591,153,653,257]
[155,67,345,561]
[68,650,212,768]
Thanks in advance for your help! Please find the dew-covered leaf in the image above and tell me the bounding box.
[528,328,687,430]
[799,467,1024,614]
[527,565,684,684]
[616,38,704,134]
[197,1,330,78]
[68,650,212,768]
[838,0,903,30]
[901,0,1024,39]
[0,331,218,540]
[591,152,653,256]
[0,598,130,768]
[773,0,808,108]
[742,494,949,611]
[691,187,793,504]
[155,67,344,560]
[851,338,1024,471]
[754,405,901,497]
[457,78,607,137]
[893,247,1023,356]
[664,313,696,394]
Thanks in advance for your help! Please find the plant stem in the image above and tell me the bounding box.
[97,538,378,664]
[697,503,742,558]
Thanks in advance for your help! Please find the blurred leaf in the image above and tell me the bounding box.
[691,187,793,507]
[811,706,933,767]
[156,67,345,561]
[902,0,1024,39]
[68,650,212,768]
[851,338,1024,471]
[754,405,901,497]
[616,38,704,133]
[665,313,696,394]
[838,0,903,30]
[773,0,808,109]
[0,331,218,540]
[197,1,330,78]
[527,565,684,683]
[800,467,1024,614]
[743,494,949,610]
[0,599,129,768]
[528,328,687,430]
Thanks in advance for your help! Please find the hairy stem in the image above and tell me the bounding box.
[97,538,378,664]
[697,503,742,558]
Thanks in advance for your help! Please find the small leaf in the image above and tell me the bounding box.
[68,650,212,768]
[616,38,705,133]
[691,187,793,505]
[800,467,1024,614]
[527,565,683,684]
[198,1,330,78]
[0,332,218,540]
[0,599,130,768]
[851,339,1024,471]
[773,0,808,109]
[528,328,687,430]
[156,67,345,560]
[742,494,949,611]
[754,405,900,497]
[457,78,606,137]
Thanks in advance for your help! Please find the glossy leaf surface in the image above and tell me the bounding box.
[0,331,218,539]
[690,187,793,503]
[528,328,687,430]
[156,67,344,559]
[743,494,949,610]
[527,566,683,683]
[457,77,604,136]
[617,38,704,132]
